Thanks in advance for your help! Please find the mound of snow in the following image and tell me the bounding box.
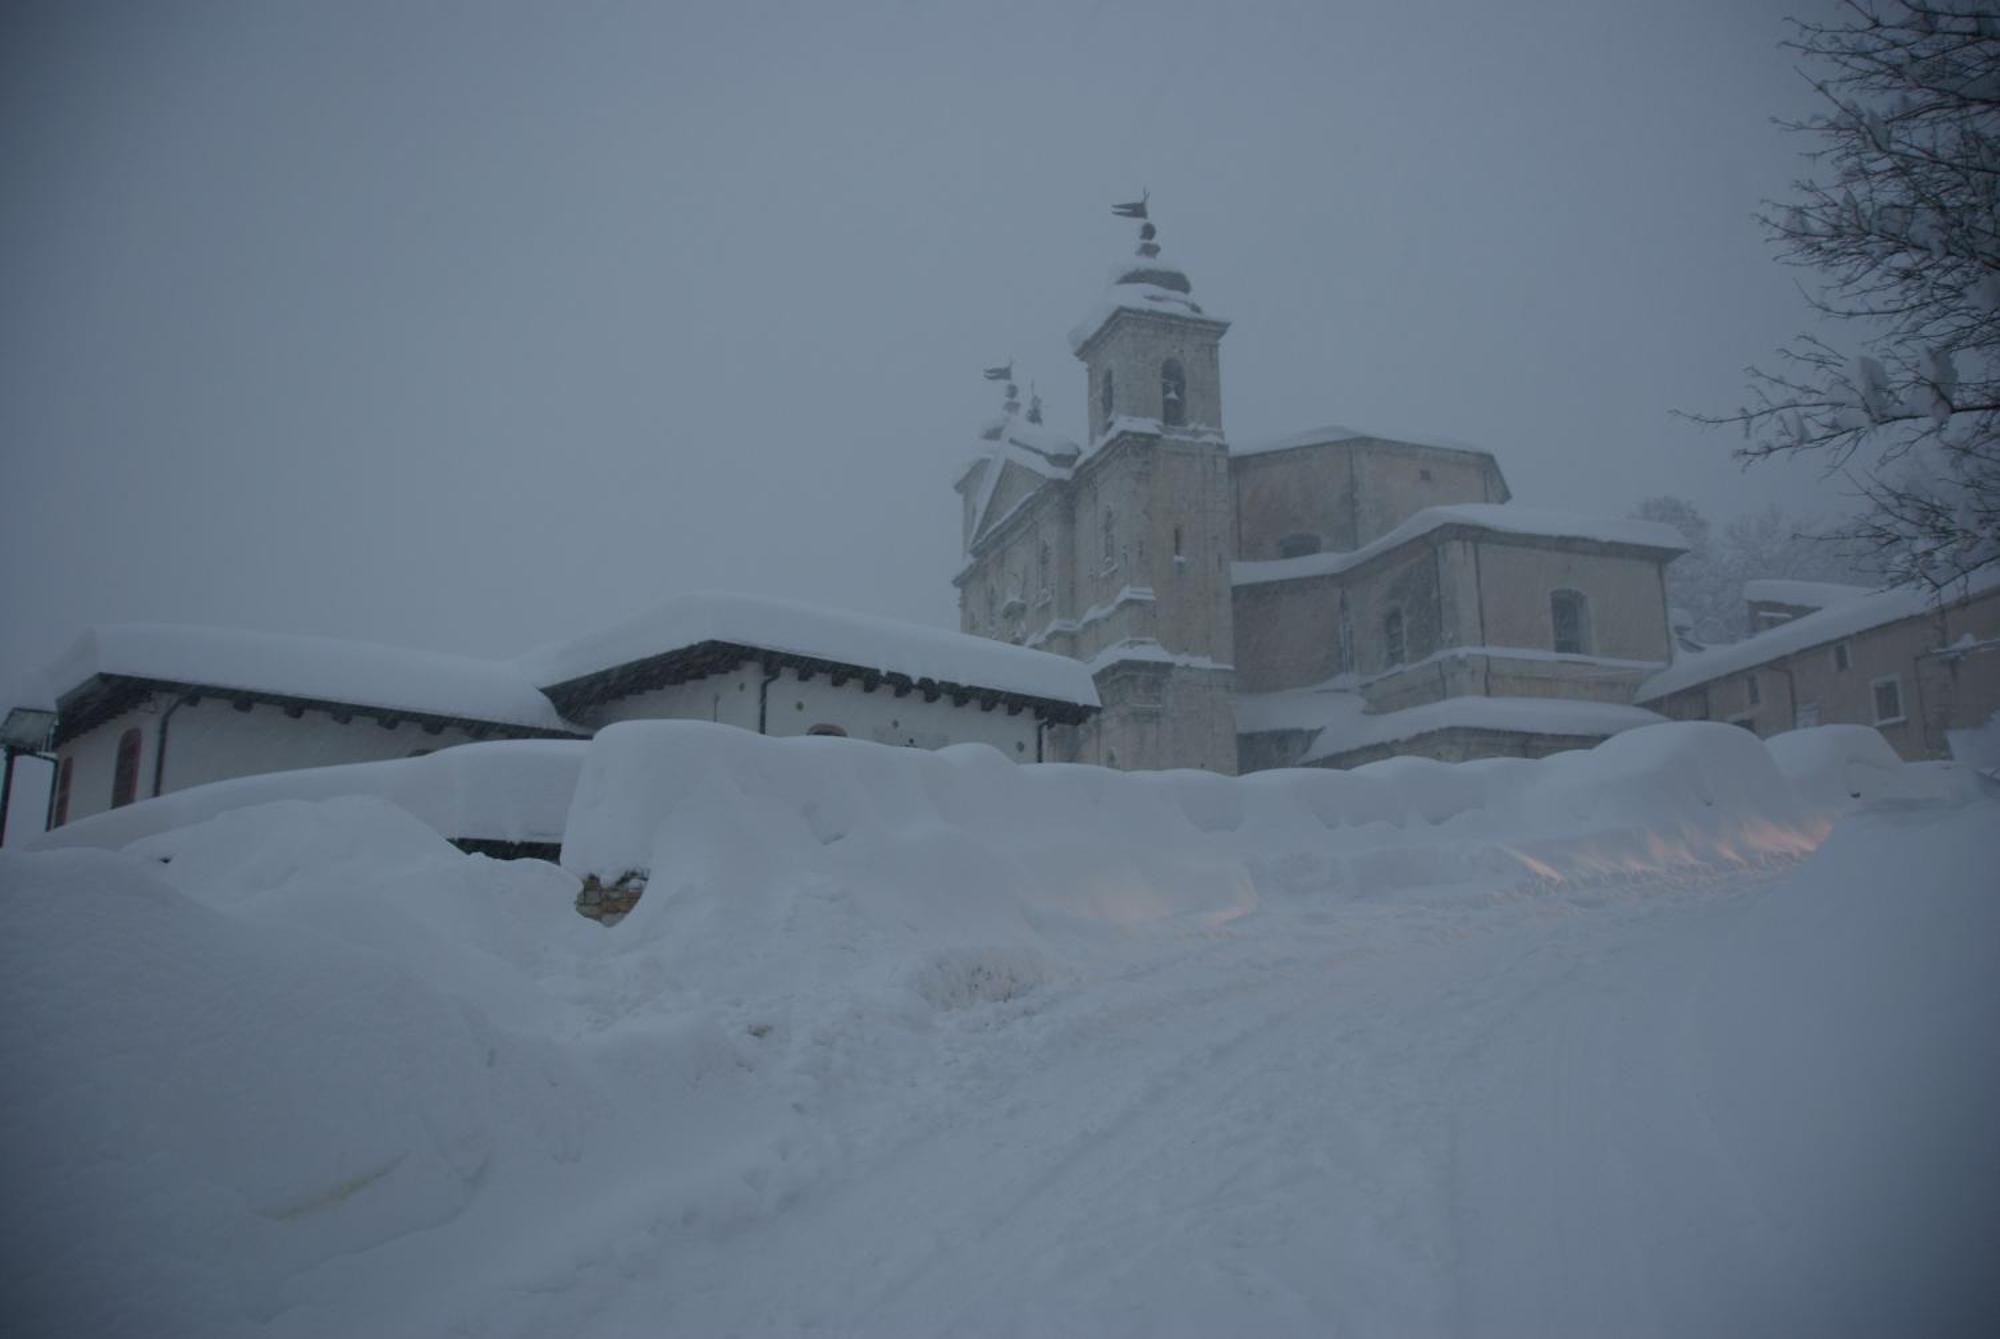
[2,717,1985,1335]
[0,839,593,1335]
[31,739,586,853]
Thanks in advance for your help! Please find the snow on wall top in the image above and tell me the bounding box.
[1298,693,1666,763]
[518,592,1101,707]
[1741,579,1874,609]
[39,624,576,732]
[1232,423,1496,460]
[1233,504,1688,587]
[1638,571,2000,702]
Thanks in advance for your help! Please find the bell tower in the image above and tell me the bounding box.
[1063,197,1239,772]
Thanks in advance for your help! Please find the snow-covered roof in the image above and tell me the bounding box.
[1741,579,1873,609]
[518,592,1100,708]
[1297,693,1666,763]
[1233,423,1496,460]
[1638,572,2000,702]
[1233,505,1688,587]
[36,624,575,732]
[1067,232,1230,358]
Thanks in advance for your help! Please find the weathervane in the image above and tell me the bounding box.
[1113,191,1161,259]
[983,360,1020,417]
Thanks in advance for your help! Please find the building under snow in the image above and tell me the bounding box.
[1638,575,2000,759]
[6,594,1097,833]
[955,205,1687,772]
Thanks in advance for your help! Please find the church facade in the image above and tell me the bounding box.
[955,206,1687,773]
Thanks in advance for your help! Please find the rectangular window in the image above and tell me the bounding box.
[1745,674,1761,708]
[1833,641,1851,673]
[1872,675,1905,725]
[1795,701,1820,730]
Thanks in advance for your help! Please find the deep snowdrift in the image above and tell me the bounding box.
[0,722,1992,1337]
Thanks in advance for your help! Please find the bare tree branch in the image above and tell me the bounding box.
[1705,2,2000,592]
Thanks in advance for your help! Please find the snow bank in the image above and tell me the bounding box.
[27,739,586,852]
[0,716,1987,1335]
[564,720,1835,932]
[0,815,595,1335]
[1766,724,1976,811]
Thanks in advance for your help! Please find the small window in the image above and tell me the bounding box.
[1833,641,1851,672]
[1173,525,1184,559]
[1160,358,1187,427]
[1100,368,1114,431]
[1336,597,1354,675]
[1550,589,1589,656]
[1038,540,1051,597]
[806,724,847,737]
[1795,701,1821,730]
[1278,533,1321,559]
[1745,674,1761,708]
[1872,676,1904,725]
[1384,607,1406,667]
[111,728,142,809]
[1102,508,1116,567]
[52,755,73,827]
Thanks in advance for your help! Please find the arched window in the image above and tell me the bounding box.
[1100,368,1114,431]
[1278,532,1321,559]
[806,724,847,737]
[1102,508,1116,567]
[1550,589,1589,655]
[52,755,73,827]
[1160,358,1186,426]
[111,727,142,808]
[1383,607,1406,667]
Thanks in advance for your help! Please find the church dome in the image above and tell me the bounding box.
[1068,201,1224,353]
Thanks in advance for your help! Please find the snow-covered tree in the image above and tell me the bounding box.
[1697,2,2000,590]
[1634,496,1880,642]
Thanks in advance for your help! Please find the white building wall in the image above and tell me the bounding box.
[53,702,158,827]
[52,693,503,828]
[585,664,1046,760]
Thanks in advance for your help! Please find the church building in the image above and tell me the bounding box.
[955,202,1688,773]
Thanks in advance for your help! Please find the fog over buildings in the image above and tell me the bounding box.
[3,0,1849,704]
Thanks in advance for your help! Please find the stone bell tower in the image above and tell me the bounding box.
[1064,197,1238,772]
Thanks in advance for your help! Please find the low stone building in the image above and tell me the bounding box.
[7,593,1097,835]
[954,204,1686,772]
[1638,577,2000,759]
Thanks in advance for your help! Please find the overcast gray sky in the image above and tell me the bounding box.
[3,0,1847,702]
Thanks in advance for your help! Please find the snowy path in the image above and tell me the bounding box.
[11,766,1994,1339]
[431,804,1994,1339]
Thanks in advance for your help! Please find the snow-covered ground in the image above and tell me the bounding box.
[3,722,1996,1337]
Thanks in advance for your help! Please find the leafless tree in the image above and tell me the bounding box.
[1695,2,2000,590]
